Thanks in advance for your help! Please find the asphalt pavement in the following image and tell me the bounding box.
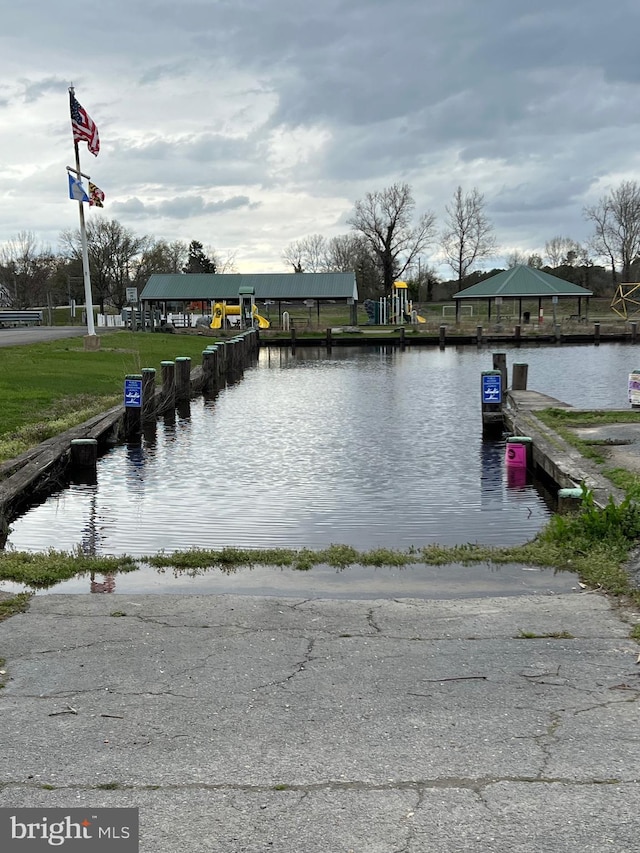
[0,590,638,851]
[0,326,94,346]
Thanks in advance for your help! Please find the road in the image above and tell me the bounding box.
[0,326,95,347]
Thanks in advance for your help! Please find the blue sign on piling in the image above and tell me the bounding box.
[482,372,502,404]
[124,377,143,408]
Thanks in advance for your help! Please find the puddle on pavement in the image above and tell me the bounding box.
[0,561,581,600]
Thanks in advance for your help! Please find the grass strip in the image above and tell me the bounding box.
[0,331,224,461]
[2,485,639,611]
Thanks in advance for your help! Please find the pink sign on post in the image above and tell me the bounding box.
[505,442,527,468]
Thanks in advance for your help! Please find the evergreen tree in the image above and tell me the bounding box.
[183,240,217,274]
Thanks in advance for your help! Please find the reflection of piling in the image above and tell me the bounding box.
[175,357,191,401]
[142,368,156,424]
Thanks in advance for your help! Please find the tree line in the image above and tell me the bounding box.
[2,180,640,310]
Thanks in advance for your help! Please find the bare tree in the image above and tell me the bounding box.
[441,186,496,286]
[584,180,640,283]
[348,182,436,295]
[0,232,57,308]
[545,236,583,268]
[132,239,188,287]
[60,217,148,311]
[282,234,328,273]
[505,249,528,268]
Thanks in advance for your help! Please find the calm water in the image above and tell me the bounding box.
[4,343,635,559]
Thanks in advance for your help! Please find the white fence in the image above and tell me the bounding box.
[442,305,473,317]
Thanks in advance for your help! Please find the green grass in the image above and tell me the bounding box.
[0,592,32,621]
[0,331,224,461]
[0,550,137,588]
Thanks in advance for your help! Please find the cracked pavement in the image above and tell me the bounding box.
[0,592,639,851]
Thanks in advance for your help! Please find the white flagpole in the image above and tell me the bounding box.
[69,85,96,339]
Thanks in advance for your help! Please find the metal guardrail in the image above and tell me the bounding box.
[0,310,43,326]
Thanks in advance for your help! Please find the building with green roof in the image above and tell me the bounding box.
[139,272,358,327]
[453,265,592,323]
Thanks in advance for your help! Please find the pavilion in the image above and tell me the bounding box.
[139,272,359,326]
[452,265,592,323]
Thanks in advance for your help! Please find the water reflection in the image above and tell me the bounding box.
[5,344,636,557]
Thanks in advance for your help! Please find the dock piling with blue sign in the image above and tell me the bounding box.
[481,369,504,436]
[124,374,143,439]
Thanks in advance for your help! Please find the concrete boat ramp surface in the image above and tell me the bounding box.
[0,592,639,851]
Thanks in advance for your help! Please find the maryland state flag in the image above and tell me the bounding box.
[89,182,105,207]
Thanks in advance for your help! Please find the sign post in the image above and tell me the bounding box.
[124,374,143,440]
[481,370,504,436]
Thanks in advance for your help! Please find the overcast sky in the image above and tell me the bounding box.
[1,0,638,276]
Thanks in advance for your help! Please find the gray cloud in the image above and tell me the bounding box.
[21,77,69,103]
[110,194,256,219]
[1,0,640,272]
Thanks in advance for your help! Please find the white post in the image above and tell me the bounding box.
[74,147,95,337]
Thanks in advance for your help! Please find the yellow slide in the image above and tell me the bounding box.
[210,303,270,329]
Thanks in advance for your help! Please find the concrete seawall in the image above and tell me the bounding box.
[505,390,627,507]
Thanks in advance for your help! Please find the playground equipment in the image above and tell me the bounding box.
[210,301,270,329]
[363,283,427,325]
[364,281,426,325]
[611,282,640,319]
[390,281,426,324]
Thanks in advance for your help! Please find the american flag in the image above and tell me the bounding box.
[69,90,100,156]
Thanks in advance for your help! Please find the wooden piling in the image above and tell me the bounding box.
[399,327,405,349]
[123,373,142,439]
[558,487,584,513]
[175,357,191,401]
[70,438,98,468]
[632,322,638,343]
[160,361,175,412]
[512,363,528,391]
[476,325,483,344]
[594,322,601,344]
[492,352,507,391]
[326,327,332,351]
[202,348,217,393]
[439,325,446,348]
[141,368,156,424]
[481,369,504,436]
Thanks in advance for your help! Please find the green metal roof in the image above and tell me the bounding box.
[453,266,592,299]
[140,272,358,302]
